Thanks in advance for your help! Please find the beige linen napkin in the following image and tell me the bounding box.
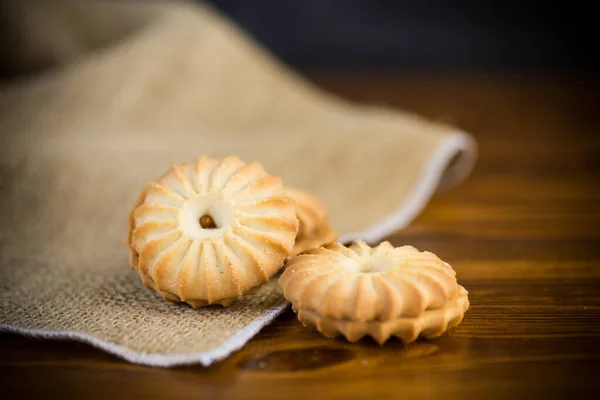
[0,0,476,366]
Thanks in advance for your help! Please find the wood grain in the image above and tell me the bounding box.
[1,74,599,399]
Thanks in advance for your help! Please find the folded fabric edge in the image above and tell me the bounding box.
[0,299,289,368]
[339,131,477,244]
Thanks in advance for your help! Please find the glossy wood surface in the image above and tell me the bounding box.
[1,74,599,399]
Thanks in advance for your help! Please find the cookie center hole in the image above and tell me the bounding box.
[199,214,217,229]
[358,259,391,274]
[359,265,376,273]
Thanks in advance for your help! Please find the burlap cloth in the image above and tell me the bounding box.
[0,0,476,366]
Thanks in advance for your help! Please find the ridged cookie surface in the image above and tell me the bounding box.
[280,241,469,343]
[128,155,298,307]
[291,222,337,256]
[285,187,329,239]
[295,287,469,344]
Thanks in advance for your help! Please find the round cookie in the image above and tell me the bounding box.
[285,187,329,239]
[128,155,298,307]
[280,241,469,344]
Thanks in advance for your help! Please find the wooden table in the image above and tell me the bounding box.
[1,74,599,399]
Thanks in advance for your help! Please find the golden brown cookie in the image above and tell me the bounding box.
[285,187,329,239]
[280,241,469,344]
[291,222,337,256]
[128,155,298,307]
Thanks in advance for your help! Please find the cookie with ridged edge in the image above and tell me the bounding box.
[285,187,329,239]
[291,222,337,256]
[128,155,298,307]
[295,287,469,344]
[280,241,469,343]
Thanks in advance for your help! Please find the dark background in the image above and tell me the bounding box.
[206,0,594,71]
